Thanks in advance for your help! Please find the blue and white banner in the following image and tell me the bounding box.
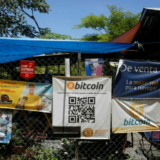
[113,59,160,98]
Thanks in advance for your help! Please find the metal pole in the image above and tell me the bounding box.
[75,139,79,160]
[77,53,81,76]
[75,53,81,159]
[58,65,60,74]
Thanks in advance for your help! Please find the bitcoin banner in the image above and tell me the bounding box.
[52,76,111,139]
[112,99,160,133]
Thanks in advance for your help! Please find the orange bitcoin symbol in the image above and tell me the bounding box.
[67,82,75,89]
[83,128,94,137]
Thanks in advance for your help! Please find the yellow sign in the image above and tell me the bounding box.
[0,79,52,112]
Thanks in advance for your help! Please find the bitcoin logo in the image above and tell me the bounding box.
[66,82,75,89]
[129,103,144,118]
[83,128,94,137]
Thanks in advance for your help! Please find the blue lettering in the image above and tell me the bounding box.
[124,119,128,125]
[123,118,150,126]
[135,120,139,125]
[139,120,143,125]
[131,119,135,125]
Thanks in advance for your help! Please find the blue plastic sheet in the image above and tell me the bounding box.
[0,38,133,63]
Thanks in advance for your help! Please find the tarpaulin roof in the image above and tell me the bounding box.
[109,23,141,43]
[0,38,133,63]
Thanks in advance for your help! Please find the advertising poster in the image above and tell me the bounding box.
[112,99,160,133]
[52,76,111,139]
[0,79,52,112]
[20,60,35,80]
[85,58,104,76]
[113,59,160,98]
[0,110,12,143]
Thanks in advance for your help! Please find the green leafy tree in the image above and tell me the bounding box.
[38,32,72,40]
[0,0,50,37]
[73,5,141,42]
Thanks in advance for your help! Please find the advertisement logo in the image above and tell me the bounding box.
[1,94,9,101]
[129,103,144,118]
[83,128,94,137]
[66,82,75,89]
[98,58,104,65]
[124,102,150,126]
[66,81,103,90]
[0,94,12,104]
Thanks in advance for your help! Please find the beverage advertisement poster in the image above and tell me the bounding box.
[85,59,104,76]
[0,79,52,113]
[52,76,111,139]
[112,99,160,133]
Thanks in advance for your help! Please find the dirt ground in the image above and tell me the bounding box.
[125,132,160,160]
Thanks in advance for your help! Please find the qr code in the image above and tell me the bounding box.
[68,97,95,123]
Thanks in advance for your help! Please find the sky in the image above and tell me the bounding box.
[26,0,160,39]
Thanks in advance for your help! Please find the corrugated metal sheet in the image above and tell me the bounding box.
[125,8,160,59]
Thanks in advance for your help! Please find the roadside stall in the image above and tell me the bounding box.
[0,37,133,158]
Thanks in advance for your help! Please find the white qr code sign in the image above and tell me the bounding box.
[52,76,111,139]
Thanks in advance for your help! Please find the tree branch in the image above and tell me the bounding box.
[31,8,34,16]
[31,16,41,34]
[18,6,41,34]
[19,6,32,19]
[93,28,103,34]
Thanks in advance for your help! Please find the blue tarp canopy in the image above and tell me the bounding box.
[0,38,133,63]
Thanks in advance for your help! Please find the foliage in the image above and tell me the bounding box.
[47,65,59,74]
[106,5,140,40]
[12,138,75,160]
[81,33,109,42]
[14,146,58,160]
[35,66,46,74]
[10,123,45,146]
[70,62,85,76]
[47,62,85,76]
[0,0,50,37]
[54,138,75,160]
[73,13,108,33]
[12,139,76,160]
[38,32,72,40]
[0,0,72,39]
[11,123,28,146]
[73,5,141,42]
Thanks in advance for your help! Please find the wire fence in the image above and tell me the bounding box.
[0,53,158,160]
